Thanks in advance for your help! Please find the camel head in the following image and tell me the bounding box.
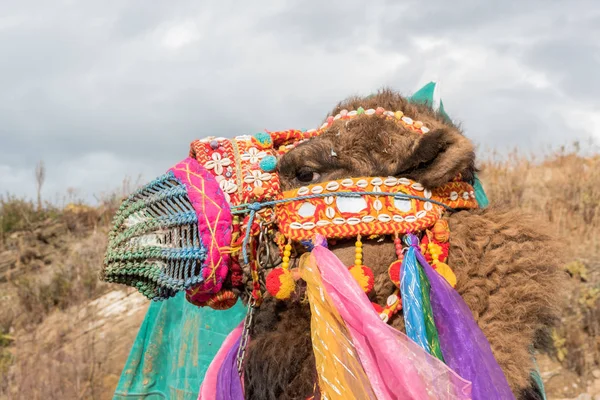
[273,89,480,301]
[279,88,477,191]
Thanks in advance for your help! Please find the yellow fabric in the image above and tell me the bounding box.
[299,255,377,400]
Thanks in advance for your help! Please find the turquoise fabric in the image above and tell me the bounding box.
[473,174,490,208]
[114,293,245,400]
[408,81,451,123]
[409,82,490,209]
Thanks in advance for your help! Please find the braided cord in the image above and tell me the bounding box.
[231,191,454,216]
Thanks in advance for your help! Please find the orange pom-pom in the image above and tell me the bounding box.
[388,259,403,288]
[206,290,238,310]
[431,219,450,243]
[348,264,374,293]
[266,268,296,300]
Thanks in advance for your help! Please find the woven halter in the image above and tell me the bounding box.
[102,105,477,307]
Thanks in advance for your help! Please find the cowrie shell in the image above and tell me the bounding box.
[326,181,340,191]
[416,211,427,219]
[298,187,309,196]
[302,222,316,230]
[341,178,354,187]
[387,294,398,306]
[411,183,424,191]
[290,222,303,230]
[384,177,398,186]
[326,207,336,219]
[317,220,330,226]
[450,191,459,201]
[424,189,432,199]
[424,201,433,211]
[362,216,375,223]
[378,214,391,222]
[404,215,417,223]
[311,186,323,194]
[333,218,345,225]
[370,177,383,186]
[356,179,368,188]
[347,217,361,225]
[398,178,411,185]
[393,215,404,222]
[373,199,383,211]
[324,196,334,205]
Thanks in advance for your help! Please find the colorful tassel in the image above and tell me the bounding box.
[400,234,430,353]
[416,263,444,362]
[412,233,515,400]
[308,238,472,399]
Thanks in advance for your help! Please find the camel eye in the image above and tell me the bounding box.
[295,167,320,183]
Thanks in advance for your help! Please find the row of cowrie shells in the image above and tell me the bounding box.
[317,108,431,134]
[296,177,431,197]
[449,191,476,201]
[289,209,430,230]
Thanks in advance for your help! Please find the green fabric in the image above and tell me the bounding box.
[408,81,451,123]
[417,263,445,362]
[409,82,436,105]
[114,292,245,400]
[473,174,490,209]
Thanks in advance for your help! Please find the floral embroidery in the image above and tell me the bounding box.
[204,152,232,175]
[216,177,238,203]
[243,170,272,187]
[241,147,267,164]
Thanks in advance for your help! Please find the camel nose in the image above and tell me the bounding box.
[101,157,232,302]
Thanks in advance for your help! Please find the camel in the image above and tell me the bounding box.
[104,86,565,400]
[241,89,564,400]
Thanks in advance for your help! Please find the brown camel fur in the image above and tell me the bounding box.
[243,89,565,400]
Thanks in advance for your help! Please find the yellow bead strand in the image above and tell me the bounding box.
[355,235,363,267]
[282,242,292,270]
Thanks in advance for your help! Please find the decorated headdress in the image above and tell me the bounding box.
[103,83,516,399]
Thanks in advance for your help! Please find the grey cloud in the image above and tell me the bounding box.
[0,0,598,202]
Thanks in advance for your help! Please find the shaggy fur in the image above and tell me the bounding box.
[243,89,565,399]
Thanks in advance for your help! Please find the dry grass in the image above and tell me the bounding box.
[480,145,600,395]
[0,181,135,399]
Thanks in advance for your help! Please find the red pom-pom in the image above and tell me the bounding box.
[388,259,403,288]
[266,268,296,300]
[348,265,375,293]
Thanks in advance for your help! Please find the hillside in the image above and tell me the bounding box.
[0,150,599,399]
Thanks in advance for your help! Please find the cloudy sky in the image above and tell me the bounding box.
[1,0,598,203]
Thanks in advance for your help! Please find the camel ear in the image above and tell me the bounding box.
[395,128,475,188]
